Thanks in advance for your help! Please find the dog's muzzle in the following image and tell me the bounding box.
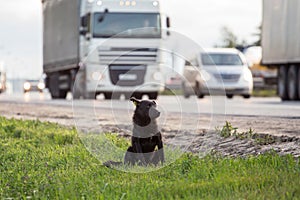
[149,107,160,119]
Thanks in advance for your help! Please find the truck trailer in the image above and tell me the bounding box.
[43,0,170,99]
[262,0,300,100]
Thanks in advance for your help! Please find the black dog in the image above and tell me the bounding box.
[104,97,164,167]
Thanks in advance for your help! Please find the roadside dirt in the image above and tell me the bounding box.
[0,101,299,158]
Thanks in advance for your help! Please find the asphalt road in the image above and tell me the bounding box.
[0,92,300,118]
[0,92,300,139]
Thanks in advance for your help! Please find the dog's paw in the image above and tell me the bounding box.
[103,160,122,168]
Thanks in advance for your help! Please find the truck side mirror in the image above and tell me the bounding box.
[81,16,88,27]
[80,27,88,36]
[166,17,171,28]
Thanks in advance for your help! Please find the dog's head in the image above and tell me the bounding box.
[130,97,160,126]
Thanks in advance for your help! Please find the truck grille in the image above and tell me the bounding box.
[109,65,146,86]
[214,74,241,82]
[98,47,158,65]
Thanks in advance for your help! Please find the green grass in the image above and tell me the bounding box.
[252,89,277,97]
[1,117,300,199]
[160,89,183,96]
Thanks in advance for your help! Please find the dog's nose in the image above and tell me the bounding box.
[157,111,160,117]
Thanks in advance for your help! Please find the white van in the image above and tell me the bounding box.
[182,48,253,99]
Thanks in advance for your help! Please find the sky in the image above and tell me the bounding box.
[0,0,262,79]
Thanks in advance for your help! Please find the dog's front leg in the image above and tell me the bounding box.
[133,139,147,165]
[157,134,165,164]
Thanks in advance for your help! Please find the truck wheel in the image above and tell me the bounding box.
[84,92,96,99]
[243,94,251,99]
[148,92,158,100]
[48,73,68,99]
[298,67,300,100]
[51,90,68,99]
[278,65,289,100]
[287,65,298,100]
[131,92,142,99]
[104,92,112,100]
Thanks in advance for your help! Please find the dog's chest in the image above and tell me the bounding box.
[139,136,158,152]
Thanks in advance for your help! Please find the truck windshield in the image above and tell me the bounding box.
[93,12,161,38]
[201,53,244,66]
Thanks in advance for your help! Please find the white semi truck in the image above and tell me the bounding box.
[262,0,300,100]
[43,0,170,99]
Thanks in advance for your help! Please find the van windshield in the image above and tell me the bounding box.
[201,53,243,66]
[93,12,161,38]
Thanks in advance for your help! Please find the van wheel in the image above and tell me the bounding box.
[182,82,190,98]
[243,94,251,99]
[226,94,234,99]
[195,82,204,99]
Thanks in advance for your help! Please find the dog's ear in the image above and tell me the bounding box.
[130,97,141,106]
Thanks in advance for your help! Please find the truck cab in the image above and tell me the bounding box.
[43,0,171,99]
[77,0,170,99]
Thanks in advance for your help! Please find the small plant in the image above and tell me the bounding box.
[253,134,276,145]
[217,121,255,139]
[217,121,238,138]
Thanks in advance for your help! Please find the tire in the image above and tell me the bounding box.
[84,92,96,99]
[287,65,298,100]
[278,65,289,100]
[104,92,121,100]
[182,82,190,99]
[298,67,300,100]
[243,94,251,99]
[104,92,112,100]
[226,94,234,99]
[51,90,68,99]
[59,90,68,99]
[49,73,68,99]
[195,82,204,99]
[131,92,142,99]
[148,92,158,100]
[72,70,85,100]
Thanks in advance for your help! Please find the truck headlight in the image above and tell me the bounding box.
[153,1,159,7]
[153,72,162,81]
[91,71,104,81]
[38,82,45,90]
[24,82,31,90]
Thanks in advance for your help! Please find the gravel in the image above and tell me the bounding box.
[0,101,299,158]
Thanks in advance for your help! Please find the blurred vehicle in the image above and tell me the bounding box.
[23,80,45,93]
[182,48,253,99]
[0,70,6,94]
[262,0,300,101]
[43,0,170,100]
[243,46,277,87]
[165,75,182,90]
